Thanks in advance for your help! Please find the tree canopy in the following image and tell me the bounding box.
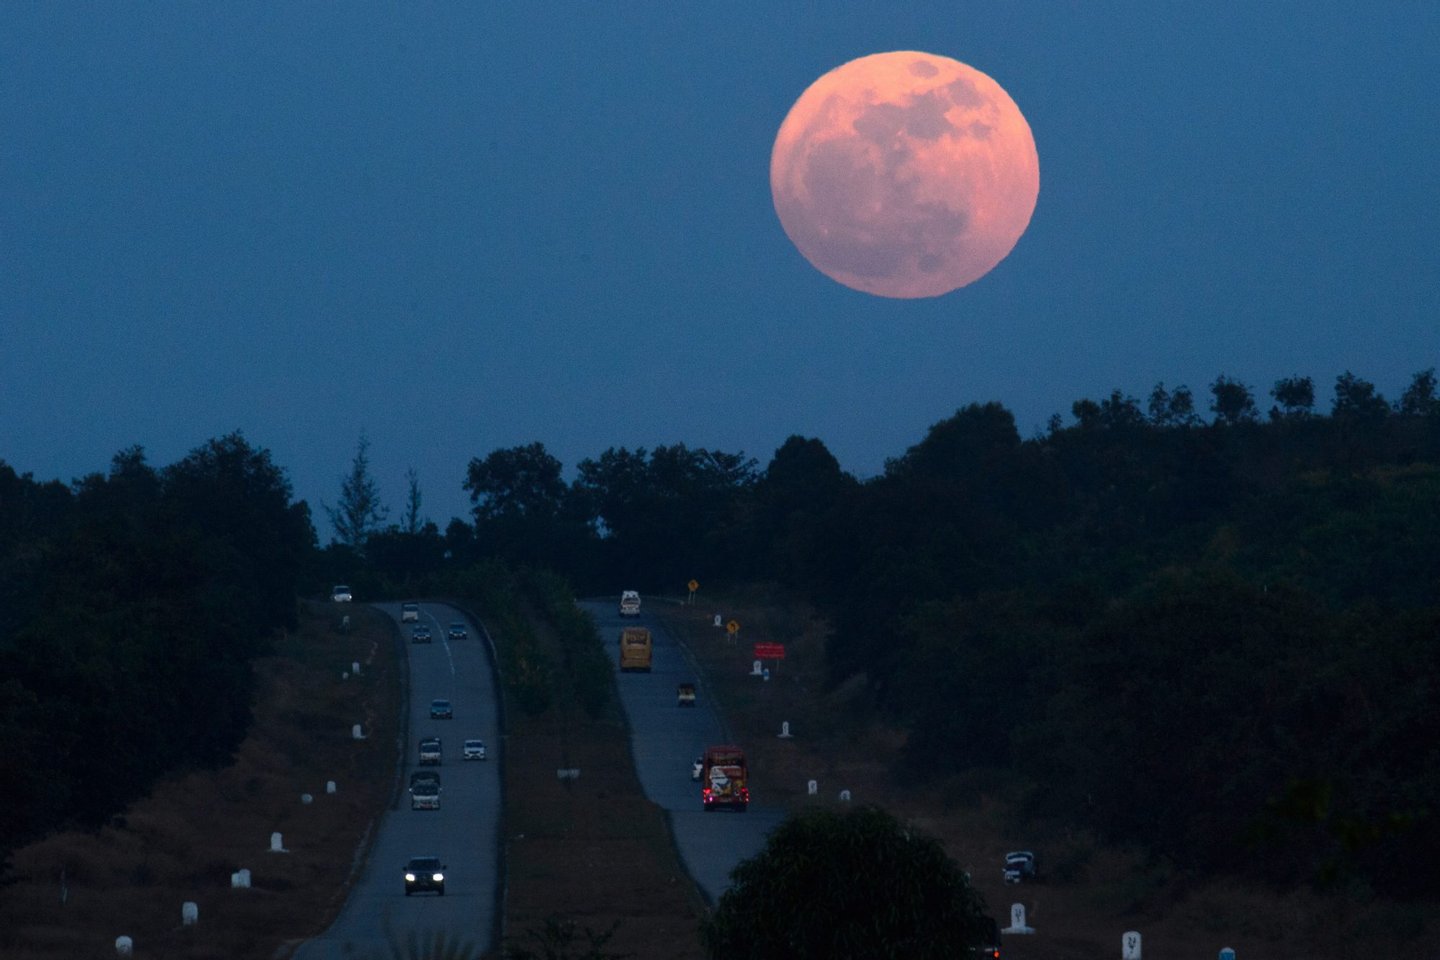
[699,805,991,960]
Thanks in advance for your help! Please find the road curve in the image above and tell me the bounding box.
[580,600,785,903]
[292,602,503,960]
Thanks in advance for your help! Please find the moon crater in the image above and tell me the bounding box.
[771,51,1039,299]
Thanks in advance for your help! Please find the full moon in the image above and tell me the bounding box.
[770,51,1039,299]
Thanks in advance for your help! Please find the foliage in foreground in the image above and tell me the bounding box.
[503,914,632,960]
[699,804,990,960]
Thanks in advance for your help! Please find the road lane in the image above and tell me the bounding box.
[581,600,784,903]
[293,602,502,960]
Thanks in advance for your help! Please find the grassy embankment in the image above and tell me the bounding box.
[480,573,706,960]
[0,600,402,960]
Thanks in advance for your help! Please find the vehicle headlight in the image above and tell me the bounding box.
[432,872,444,882]
[405,873,416,882]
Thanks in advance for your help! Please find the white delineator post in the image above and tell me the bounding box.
[231,868,251,888]
[182,901,198,926]
[1122,931,1142,959]
[1003,902,1034,934]
[778,721,792,738]
[807,780,818,795]
[269,832,286,853]
[326,780,337,794]
[115,936,134,956]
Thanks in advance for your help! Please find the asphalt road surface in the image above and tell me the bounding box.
[581,599,786,903]
[293,602,502,960]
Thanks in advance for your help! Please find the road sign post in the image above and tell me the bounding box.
[687,579,699,604]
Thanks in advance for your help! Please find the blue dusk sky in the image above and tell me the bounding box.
[3,3,1436,530]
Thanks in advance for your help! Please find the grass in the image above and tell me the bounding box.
[491,597,706,960]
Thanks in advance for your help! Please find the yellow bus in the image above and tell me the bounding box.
[619,626,653,672]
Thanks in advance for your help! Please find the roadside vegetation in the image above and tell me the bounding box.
[464,564,704,960]
[0,601,401,959]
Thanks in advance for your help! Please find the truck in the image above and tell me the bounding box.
[418,736,443,766]
[700,745,749,812]
[1003,850,1038,884]
[619,626,653,672]
[409,770,442,810]
[619,590,641,617]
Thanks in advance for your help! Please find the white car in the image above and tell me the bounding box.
[463,739,487,761]
[619,590,641,617]
[401,602,419,622]
[331,585,353,603]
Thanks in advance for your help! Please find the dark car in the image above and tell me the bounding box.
[430,698,453,720]
[411,624,432,644]
[447,622,468,641]
[969,916,1001,958]
[409,770,441,790]
[403,856,446,896]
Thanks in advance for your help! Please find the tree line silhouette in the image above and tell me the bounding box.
[3,368,1438,895]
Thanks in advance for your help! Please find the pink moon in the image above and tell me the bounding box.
[770,51,1039,299]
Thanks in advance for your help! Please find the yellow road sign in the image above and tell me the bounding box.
[688,579,699,593]
[726,620,740,635]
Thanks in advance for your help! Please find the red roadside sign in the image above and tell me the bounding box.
[753,642,786,660]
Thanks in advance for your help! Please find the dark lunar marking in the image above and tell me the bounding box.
[918,253,943,274]
[944,76,984,109]
[909,59,939,78]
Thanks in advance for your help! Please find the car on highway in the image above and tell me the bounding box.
[447,621,468,641]
[401,601,420,622]
[411,624,432,643]
[463,739,487,761]
[418,737,442,765]
[1004,850,1038,884]
[410,778,441,811]
[619,589,641,617]
[403,856,446,896]
[430,698,453,720]
[331,585,353,603]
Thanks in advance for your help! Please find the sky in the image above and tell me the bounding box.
[4,3,1437,531]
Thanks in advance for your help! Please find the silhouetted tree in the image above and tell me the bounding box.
[1397,368,1438,417]
[1149,383,1200,427]
[403,467,424,534]
[326,433,388,551]
[465,443,566,524]
[1210,374,1258,425]
[700,805,992,960]
[1331,371,1388,422]
[1270,375,1316,420]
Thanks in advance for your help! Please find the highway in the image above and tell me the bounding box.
[580,600,785,903]
[292,602,502,960]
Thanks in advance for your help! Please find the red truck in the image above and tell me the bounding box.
[701,745,749,812]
